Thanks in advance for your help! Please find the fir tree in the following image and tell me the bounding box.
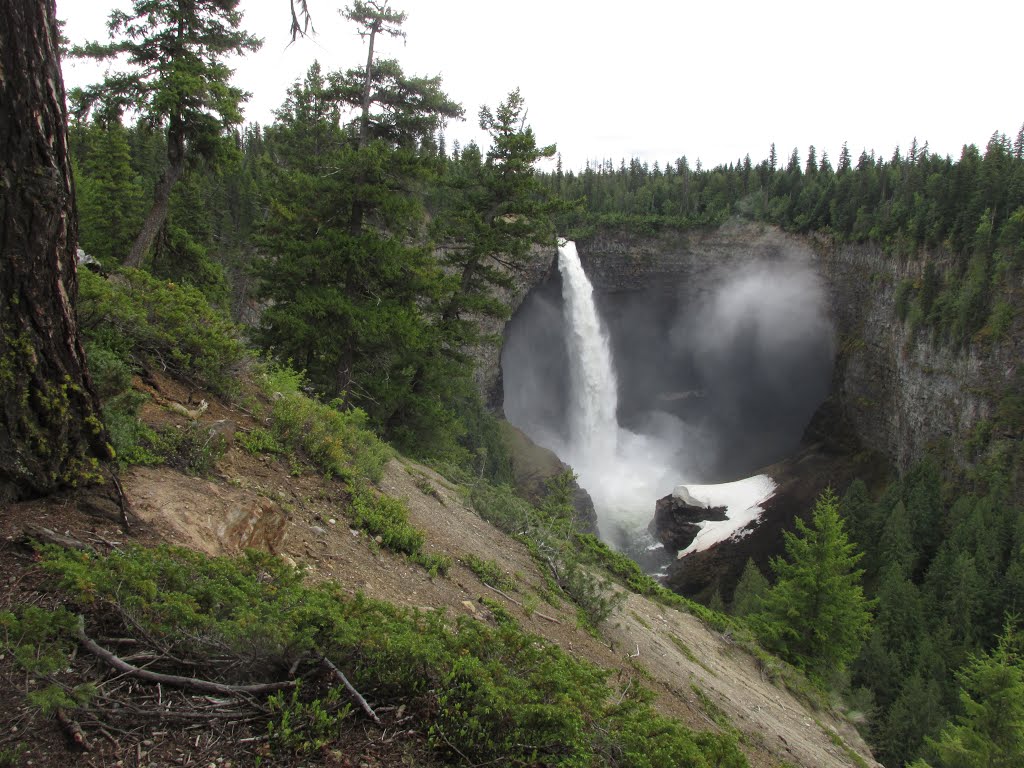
[753,488,873,673]
[917,622,1024,768]
[70,0,262,267]
[730,558,769,617]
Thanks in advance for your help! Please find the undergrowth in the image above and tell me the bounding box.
[15,544,748,767]
[79,267,244,397]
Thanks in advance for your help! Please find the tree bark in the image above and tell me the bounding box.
[124,115,185,267]
[0,0,112,502]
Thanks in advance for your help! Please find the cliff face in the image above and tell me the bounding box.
[813,239,1021,470]
[497,220,1018,476]
[495,221,1019,601]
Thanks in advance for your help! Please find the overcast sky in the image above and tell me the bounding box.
[58,0,1021,173]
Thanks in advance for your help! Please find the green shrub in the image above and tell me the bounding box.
[463,554,517,591]
[78,267,244,396]
[266,682,352,754]
[237,427,282,455]
[270,393,391,485]
[153,422,227,475]
[101,390,163,466]
[0,605,79,675]
[84,343,133,400]
[349,486,424,556]
[34,545,748,766]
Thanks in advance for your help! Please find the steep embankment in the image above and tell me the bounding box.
[0,370,876,768]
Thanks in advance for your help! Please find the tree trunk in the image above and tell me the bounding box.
[358,18,380,149]
[125,116,185,267]
[0,0,112,502]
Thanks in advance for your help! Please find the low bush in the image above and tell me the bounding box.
[78,267,244,397]
[29,545,747,766]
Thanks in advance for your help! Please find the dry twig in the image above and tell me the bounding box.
[319,655,381,725]
[481,582,561,625]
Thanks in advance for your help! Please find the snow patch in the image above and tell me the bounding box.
[675,475,777,557]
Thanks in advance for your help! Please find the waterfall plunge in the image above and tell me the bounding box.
[551,240,776,555]
[556,240,683,545]
[558,240,618,461]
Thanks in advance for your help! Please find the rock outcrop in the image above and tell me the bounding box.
[649,492,726,553]
[499,420,598,534]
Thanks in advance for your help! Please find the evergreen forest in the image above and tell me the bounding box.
[2,0,1023,765]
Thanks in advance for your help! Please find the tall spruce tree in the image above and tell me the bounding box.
[912,623,1024,768]
[434,88,561,347]
[255,11,466,459]
[70,0,262,267]
[753,488,873,673]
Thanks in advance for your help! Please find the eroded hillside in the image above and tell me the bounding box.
[0,371,877,768]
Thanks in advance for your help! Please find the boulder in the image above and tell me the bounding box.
[649,492,727,554]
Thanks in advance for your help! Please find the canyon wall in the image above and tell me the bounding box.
[496,220,1019,473]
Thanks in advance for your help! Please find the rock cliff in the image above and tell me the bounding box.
[495,220,1020,600]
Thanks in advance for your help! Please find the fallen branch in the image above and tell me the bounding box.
[55,707,91,751]
[109,471,131,531]
[76,617,295,697]
[482,582,561,625]
[22,525,94,552]
[319,654,380,724]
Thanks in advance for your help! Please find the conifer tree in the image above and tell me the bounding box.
[753,488,873,673]
[914,623,1024,768]
[70,0,262,267]
[730,558,769,617]
[434,88,561,347]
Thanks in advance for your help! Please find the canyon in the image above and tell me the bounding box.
[494,220,1019,600]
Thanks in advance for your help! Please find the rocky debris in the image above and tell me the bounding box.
[649,493,727,554]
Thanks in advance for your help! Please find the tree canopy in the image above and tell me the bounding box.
[752,488,873,674]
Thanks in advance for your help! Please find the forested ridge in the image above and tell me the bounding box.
[2,0,1022,765]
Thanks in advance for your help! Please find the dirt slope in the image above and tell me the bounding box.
[0,374,880,768]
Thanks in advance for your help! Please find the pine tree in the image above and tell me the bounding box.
[730,558,769,617]
[70,0,262,267]
[71,119,145,264]
[753,488,873,673]
[921,622,1024,768]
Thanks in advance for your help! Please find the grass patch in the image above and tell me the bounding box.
[462,554,516,592]
[816,718,870,768]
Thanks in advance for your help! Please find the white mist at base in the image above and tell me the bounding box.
[550,239,776,554]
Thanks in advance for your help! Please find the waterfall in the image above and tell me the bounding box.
[557,239,618,461]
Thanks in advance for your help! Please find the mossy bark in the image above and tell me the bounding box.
[0,0,112,501]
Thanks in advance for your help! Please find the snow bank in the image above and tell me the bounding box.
[675,475,777,557]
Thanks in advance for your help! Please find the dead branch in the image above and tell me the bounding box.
[319,654,381,724]
[22,525,94,552]
[76,617,295,696]
[109,471,131,531]
[481,583,561,625]
[55,707,91,751]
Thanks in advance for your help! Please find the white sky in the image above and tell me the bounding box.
[59,0,1022,173]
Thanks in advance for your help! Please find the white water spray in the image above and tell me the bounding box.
[557,239,618,460]
[553,239,776,556]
